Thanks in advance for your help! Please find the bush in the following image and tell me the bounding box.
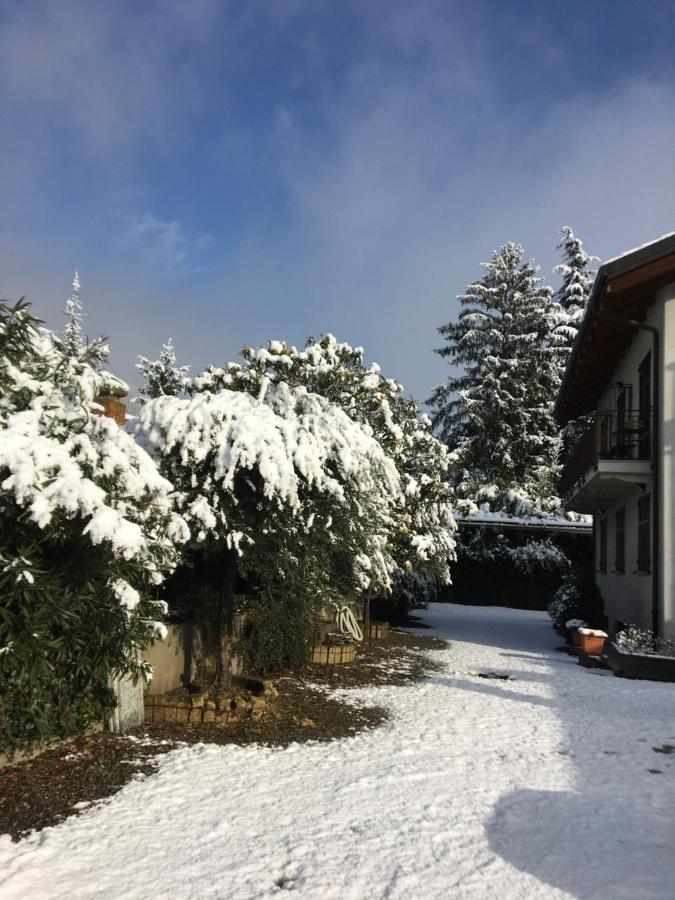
[0,297,187,752]
[615,625,675,658]
[548,573,605,633]
[238,594,315,674]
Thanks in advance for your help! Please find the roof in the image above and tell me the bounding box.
[555,232,675,424]
[457,513,592,536]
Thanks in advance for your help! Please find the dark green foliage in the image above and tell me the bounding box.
[548,572,605,631]
[0,505,158,751]
[238,593,315,674]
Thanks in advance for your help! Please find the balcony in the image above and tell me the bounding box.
[559,409,653,513]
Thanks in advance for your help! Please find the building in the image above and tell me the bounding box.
[555,232,675,640]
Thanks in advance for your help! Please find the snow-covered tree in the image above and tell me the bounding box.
[62,270,84,357]
[58,270,108,369]
[429,242,562,513]
[0,297,188,751]
[136,339,191,404]
[552,225,597,355]
[551,226,598,462]
[133,372,402,681]
[198,334,457,623]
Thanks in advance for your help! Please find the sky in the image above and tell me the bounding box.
[1,0,674,404]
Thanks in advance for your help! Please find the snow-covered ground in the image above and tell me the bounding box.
[1,603,674,899]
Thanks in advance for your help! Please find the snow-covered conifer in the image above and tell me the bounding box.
[429,242,561,512]
[552,225,597,354]
[62,270,84,357]
[136,339,191,403]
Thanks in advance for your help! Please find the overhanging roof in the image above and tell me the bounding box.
[555,232,675,424]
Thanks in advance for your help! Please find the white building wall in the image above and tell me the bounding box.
[658,282,675,639]
[596,493,652,635]
[593,298,673,636]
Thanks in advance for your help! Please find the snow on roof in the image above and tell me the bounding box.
[457,511,592,532]
[603,231,675,266]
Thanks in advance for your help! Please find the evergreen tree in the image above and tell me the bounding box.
[62,270,84,357]
[0,297,188,751]
[552,227,598,459]
[136,339,191,404]
[429,242,561,512]
[552,225,597,356]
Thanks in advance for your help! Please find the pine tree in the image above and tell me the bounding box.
[136,339,191,403]
[429,242,561,512]
[552,225,597,355]
[552,227,598,460]
[62,270,85,357]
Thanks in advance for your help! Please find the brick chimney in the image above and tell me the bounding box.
[94,374,128,427]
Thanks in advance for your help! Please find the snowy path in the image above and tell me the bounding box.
[1,603,675,899]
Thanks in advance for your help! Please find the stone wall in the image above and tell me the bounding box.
[144,680,279,725]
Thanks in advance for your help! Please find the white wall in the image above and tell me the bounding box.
[593,296,674,636]
[596,493,652,635]
[658,282,675,638]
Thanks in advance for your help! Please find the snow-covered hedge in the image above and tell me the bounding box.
[0,297,188,751]
[615,626,675,658]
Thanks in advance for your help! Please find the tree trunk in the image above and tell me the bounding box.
[214,548,237,690]
[362,587,373,636]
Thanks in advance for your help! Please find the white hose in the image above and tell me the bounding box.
[337,605,363,642]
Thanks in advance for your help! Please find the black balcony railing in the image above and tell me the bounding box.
[559,408,653,499]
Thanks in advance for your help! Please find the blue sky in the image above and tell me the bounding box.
[1,0,674,402]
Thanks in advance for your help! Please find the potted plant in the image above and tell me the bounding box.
[565,618,587,648]
[578,627,607,657]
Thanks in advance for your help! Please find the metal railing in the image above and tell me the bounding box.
[559,409,653,498]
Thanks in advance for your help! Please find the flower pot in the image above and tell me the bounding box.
[579,633,606,656]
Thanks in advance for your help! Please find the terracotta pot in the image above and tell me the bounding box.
[580,633,606,656]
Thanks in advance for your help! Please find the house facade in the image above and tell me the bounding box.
[555,233,675,640]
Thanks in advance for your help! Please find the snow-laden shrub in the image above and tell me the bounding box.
[548,573,604,632]
[0,296,188,751]
[211,334,458,603]
[509,539,570,577]
[615,625,675,658]
[133,373,403,679]
[459,528,569,577]
[140,333,457,623]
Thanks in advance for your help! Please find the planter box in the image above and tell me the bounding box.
[368,622,390,640]
[606,642,675,682]
[311,643,356,665]
[579,633,605,656]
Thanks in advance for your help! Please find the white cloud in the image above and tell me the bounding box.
[122,213,213,271]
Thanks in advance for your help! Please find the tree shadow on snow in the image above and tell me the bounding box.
[427,674,554,708]
[486,786,675,899]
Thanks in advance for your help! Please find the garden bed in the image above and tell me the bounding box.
[0,628,444,841]
[606,642,675,682]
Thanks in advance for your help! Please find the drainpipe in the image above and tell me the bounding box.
[596,311,661,638]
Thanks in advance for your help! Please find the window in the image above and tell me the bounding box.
[599,517,608,573]
[615,508,625,573]
[637,495,651,573]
